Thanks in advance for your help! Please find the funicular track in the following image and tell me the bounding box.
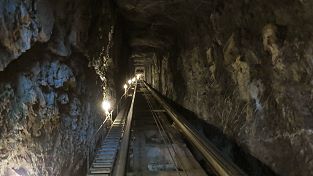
[126,82,207,176]
[87,81,247,176]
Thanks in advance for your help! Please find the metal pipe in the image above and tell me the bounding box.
[144,82,247,176]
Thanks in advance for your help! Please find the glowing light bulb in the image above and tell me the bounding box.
[101,100,111,113]
[128,79,132,84]
[123,84,127,89]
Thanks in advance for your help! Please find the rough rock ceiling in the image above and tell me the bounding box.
[131,52,154,66]
[116,0,214,64]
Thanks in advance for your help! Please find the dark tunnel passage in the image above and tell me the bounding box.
[1,0,313,175]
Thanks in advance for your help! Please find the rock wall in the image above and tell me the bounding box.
[0,54,103,176]
[0,0,128,175]
[147,1,313,175]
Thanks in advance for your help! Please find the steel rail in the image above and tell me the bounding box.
[144,89,190,176]
[143,81,247,176]
[113,82,137,176]
[143,89,185,176]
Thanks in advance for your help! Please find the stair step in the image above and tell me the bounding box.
[98,146,117,150]
[105,138,119,141]
[109,131,121,133]
[102,143,119,147]
[103,140,119,144]
[95,155,115,159]
[103,140,119,143]
[109,130,122,132]
[96,153,116,158]
[95,157,115,161]
[99,146,118,150]
[87,174,109,176]
[97,150,116,154]
[101,143,118,147]
[106,135,121,138]
[104,139,119,142]
[108,133,120,136]
[110,129,122,131]
[97,148,117,152]
[90,167,111,174]
[106,135,120,137]
[96,152,116,156]
[102,142,119,146]
[92,163,113,168]
[103,139,120,142]
[98,149,116,152]
[95,158,114,163]
[95,155,115,160]
[106,135,120,138]
[93,161,114,165]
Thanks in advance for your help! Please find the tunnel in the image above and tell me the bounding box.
[0,0,313,175]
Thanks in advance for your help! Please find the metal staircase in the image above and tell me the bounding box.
[87,106,127,176]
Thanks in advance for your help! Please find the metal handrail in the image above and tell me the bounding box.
[115,85,134,115]
[116,91,127,115]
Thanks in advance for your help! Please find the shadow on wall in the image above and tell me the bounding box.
[149,86,278,176]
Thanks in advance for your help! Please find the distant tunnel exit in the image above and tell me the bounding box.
[135,66,145,80]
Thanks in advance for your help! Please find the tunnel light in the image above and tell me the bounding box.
[101,100,111,114]
[128,79,132,84]
[136,74,141,79]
